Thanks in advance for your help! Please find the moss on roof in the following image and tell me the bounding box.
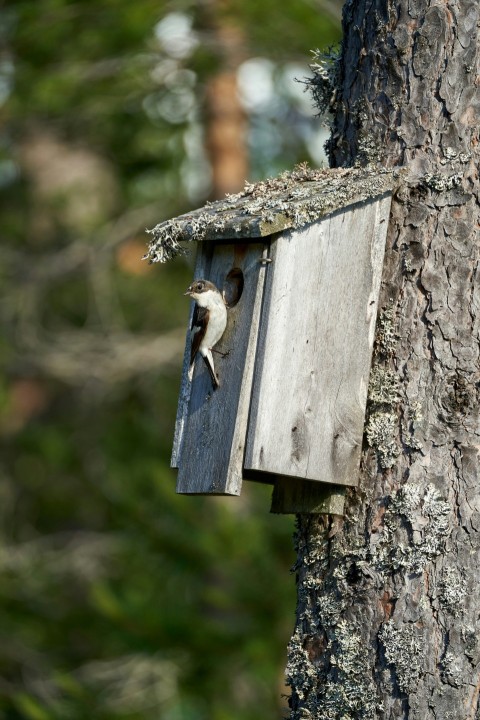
[145,165,402,263]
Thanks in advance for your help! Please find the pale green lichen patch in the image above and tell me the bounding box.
[373,484,451,574]
[305,47,341,118]
[365,411,399,469]
[368,302,424,457]
[356,106,389,167]
[368,366,401,405]
[286,630,317,704]
[365,302,403,467]
[145,165,398,263]
[287,517,381,720]
[379,620,423,694]
[401,401,424,451]
[439,566,466,616]
[375,305,397,357]
[322,619,379,718]
[440,649,464,688]
[286,616,380,720]
[423,173,462,192]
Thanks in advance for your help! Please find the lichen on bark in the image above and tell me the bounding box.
[286,516,380,720]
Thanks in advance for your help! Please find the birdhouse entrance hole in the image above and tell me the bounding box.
[223,267,244,307]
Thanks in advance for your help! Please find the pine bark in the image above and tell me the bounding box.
[287,1,480,718]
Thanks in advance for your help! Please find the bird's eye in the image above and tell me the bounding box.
[196,281,204,291]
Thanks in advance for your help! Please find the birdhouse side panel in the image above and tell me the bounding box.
[244,195,391,487]
[175,241,269,495]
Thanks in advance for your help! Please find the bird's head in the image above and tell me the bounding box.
[184,279,217,300]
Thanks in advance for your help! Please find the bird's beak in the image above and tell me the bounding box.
[184,286,193,296]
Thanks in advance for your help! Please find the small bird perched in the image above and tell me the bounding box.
[184,279,227,389]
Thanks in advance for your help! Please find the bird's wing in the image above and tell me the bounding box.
[190,304,209,365]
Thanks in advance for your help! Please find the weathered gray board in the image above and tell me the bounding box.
[244,195,391,488]
[271,477,346,515]
[174,241,269,495]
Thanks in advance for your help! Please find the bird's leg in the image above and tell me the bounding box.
[212,348,230,358]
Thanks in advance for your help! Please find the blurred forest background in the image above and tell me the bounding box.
[0,1,340,718]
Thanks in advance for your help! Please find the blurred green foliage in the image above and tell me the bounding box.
[0,1,340,718]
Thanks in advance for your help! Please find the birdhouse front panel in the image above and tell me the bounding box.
[244,196,391,487]
[173,240,269,495]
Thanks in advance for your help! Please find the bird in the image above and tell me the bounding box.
[184,279,228,389]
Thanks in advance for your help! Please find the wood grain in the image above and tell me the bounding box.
[175,241,268,495]
[271,478,346,515]
[244,196,391,487]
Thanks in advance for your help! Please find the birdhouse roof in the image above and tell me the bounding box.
[145,165,401,263]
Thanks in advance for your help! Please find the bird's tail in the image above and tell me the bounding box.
[203,350,220,389]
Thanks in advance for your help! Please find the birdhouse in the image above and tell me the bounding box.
[146,167,398,514]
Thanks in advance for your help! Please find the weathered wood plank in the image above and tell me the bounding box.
[244,195,391,487]
[271,478,346,515]
[175,241,269,495]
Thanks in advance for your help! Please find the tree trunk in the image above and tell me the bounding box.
[201,0,248,198]
[287,1,480,718]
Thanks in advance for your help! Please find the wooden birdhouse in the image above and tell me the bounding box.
[146,167,399,514]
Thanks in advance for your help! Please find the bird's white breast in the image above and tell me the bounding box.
[198,290,227,350]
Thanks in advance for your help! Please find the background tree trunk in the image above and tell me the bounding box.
[201,0,248,198]
[287,1,480,718]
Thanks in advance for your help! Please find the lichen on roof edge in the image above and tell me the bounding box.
[145,165,400,263]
